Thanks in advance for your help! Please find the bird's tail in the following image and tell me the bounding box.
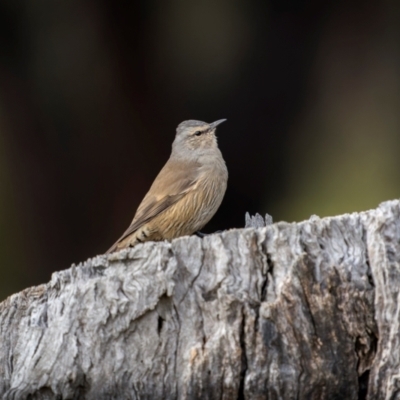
[105,241,118,254]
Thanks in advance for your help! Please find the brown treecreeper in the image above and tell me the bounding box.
[107,119,228,253]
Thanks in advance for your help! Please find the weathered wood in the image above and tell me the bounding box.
[1,200,400,399]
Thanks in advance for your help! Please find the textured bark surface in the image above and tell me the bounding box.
[1,200,400,399]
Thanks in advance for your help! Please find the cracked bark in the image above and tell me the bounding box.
[1,200,400,399]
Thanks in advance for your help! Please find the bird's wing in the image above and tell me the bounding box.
[106,158,201,253]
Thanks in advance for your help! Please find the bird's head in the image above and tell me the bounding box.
[172,119,226,157]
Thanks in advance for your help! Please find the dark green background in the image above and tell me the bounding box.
[0,0,399,300]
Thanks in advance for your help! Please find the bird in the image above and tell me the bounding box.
[106,119,228,253]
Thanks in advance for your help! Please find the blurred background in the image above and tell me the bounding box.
[0,0,399,300]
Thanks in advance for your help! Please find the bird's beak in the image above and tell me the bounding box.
[209,119,227,130]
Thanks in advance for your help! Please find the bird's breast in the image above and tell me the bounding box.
[195,157,228,212]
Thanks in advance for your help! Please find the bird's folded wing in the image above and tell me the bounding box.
[106,158,201,253]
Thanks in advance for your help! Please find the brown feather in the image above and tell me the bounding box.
[106,158,201,253]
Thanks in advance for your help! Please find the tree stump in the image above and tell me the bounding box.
[1,200,400,399]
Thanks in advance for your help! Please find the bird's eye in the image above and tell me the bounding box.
[194,131,202,136]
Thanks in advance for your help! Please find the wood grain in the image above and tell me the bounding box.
[1,200,399,399]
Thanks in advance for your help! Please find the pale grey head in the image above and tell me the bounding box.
[171,119,226,158]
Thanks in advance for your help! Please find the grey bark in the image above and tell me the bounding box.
[1,200,400,400]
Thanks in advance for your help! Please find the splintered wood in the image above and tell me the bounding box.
[1,200,399,399]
